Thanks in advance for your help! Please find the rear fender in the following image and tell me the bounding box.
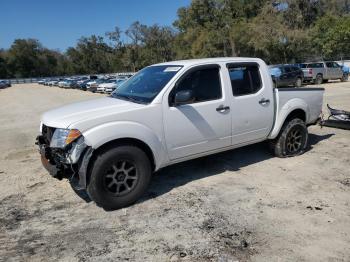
[269,98,309,139]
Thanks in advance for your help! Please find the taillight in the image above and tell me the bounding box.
[308,68,313,75]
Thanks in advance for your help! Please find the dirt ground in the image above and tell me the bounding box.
[0,82,349,262]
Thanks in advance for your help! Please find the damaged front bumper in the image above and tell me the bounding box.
[36,135,93,188]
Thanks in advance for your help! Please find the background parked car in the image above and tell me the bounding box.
[269,64,304,87]
[77,79,90,91]
[47,79,59,86]
[340,64,349,81]
[88,78,107,92]
[62,79,76,88]
[96,79,119,93]
[58,80,66,87]
[300,61,346,84]
[38,79,48,84]
[0,80,11,88]
[105,79,127,93]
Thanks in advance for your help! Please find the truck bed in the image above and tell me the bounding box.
[268,87,324,139]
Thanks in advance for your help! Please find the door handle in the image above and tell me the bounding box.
[216,105,230,112]
[259,98,270,105]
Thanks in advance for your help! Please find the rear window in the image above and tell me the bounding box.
[228,63,262,96]
[284,66,292,73]
[308,63,324,68]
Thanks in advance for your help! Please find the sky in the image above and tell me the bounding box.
[0,0,190,51]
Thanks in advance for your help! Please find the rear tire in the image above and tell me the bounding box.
[87,145,152,210]
[295,77,302,87]
[269,118,308,158]
[315,74,323,85]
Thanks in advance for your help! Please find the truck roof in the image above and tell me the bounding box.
[154,57,262,67]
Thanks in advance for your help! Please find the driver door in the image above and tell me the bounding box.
[163,65,232,160]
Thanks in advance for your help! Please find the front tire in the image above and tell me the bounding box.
[270,118,308,158]
[295,77,302,87]
[341,74,348,82]
[87,145,152,210]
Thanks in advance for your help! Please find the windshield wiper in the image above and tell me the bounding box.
[111,94,147,104]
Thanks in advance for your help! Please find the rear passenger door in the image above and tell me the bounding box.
[227,63,274,145]
[291,66,301,83]
[325,62,335,79]
[332,62,343,78]
[279,66,289,86]
[283,66,293,85]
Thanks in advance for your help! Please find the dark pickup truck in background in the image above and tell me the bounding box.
[269,64,304,88]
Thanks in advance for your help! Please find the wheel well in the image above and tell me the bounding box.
[85,138,156,186]
[94,138,155,171]
[285,109,306,123]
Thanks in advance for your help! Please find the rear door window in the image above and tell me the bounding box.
[309,63,324,68]
[227,63,262,96]
[284,66,292,73]
[332,62,340,68]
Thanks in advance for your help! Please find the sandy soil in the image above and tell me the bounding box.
[0,83,349,262]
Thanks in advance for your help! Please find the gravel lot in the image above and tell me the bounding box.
[0,82,349,262]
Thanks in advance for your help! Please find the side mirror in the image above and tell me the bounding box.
[174,90,194,106]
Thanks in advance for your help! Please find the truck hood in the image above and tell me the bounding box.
[41,97,143,129]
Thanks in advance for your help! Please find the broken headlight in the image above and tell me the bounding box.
[50,128,81,148]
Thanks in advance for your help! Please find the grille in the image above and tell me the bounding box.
[42,124,56,145]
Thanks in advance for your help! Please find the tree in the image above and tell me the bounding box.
[139,24,175,64]
[7,39,43,77]
[66,35,113,74]
[105,26,122,48]
[2,0,350,78]
[0,50,8,78]
[123,21,146,71]
[312,15,350,59]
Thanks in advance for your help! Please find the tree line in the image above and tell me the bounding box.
[1,0,349,78]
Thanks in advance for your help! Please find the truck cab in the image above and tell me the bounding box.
[37,57,324,210]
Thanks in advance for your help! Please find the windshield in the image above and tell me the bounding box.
[111,65,182,104]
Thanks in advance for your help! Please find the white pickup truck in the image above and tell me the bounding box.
[36,58,324,210]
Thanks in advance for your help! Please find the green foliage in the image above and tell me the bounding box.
[0,50,8,78]
[312,14,350,58]
[1,0,349,78]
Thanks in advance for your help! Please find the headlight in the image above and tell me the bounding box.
[50,128,81,148]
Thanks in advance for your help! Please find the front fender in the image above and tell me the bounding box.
[269,98,309,139]
[82,121,167,170]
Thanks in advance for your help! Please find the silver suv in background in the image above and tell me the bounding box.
[300,61,346,84]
